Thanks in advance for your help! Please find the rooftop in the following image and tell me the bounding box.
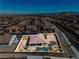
[0,34,12,44]
[29,33,48,44]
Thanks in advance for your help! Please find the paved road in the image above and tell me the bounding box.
[0,53,78,59]
[52,24,76,57]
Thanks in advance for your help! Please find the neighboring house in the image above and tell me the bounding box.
[0,34,16,46]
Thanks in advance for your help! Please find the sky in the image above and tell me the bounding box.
[0,0,79,14]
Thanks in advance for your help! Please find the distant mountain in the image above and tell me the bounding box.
[57,12,79,15]
[25,12,79,16]
[0,11,79,16]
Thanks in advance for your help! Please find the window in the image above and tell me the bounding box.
[44,35,47,39]
[30,44,35,46]
[37,44,41,46]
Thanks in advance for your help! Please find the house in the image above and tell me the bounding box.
[0,34,12,45]
[0,34,16,46]
[29,33,48,46]
[15,33,61,52]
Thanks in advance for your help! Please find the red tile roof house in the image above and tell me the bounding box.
[29,33,49,46]
[26,33,58,52]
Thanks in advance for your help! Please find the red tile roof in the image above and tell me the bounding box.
[29,33,48,44]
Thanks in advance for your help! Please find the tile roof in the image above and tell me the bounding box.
[29,33,48,44]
